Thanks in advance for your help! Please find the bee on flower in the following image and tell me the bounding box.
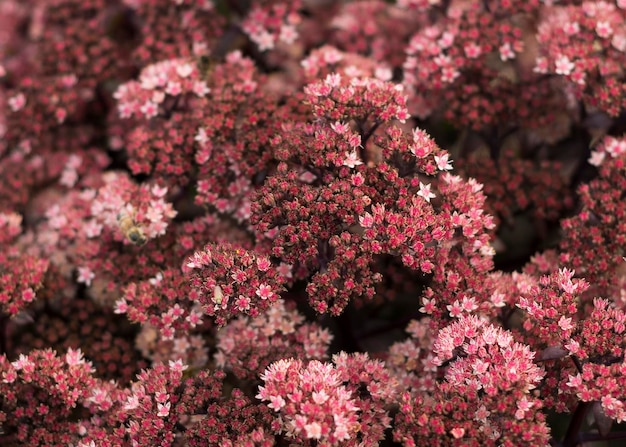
[117,211,147,245]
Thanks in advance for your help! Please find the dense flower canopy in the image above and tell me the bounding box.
[1,1,626,446]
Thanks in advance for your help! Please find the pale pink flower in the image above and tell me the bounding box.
[434,153,453,171]
[499,43,515,61]
[558,316,575,332]
[65,348,86,366]
[77,266,95,287]
[279,24,298,44]
[359,212,374,228]
[596,20,613,39]
[114,299,128,314]
[566,374,582,388]
[140,100,159,118]
[157,401,171,417]
[464,42,482,58]
[554,55,575,76]
[175,62,193,78]
[254,30,275,51]
[256,284,274,300]
[343,150,363,168]
[194,127,210,146]
[417,182,436,202]
[8,93,26,112]
[450,427,465,439]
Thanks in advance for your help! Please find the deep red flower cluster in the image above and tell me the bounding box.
[186,243,286,326]
[458,147,573,226]
[536,1,626,116]
[214,299,332,381]
[395,316,550,447]
[560,135,626,292]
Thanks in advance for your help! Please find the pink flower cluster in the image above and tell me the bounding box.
[0,349,97,446]
[387,318,438,393]
[3,0,626,445]
[257,352,398,446]
[258,359,359,444]
[564,298,626,423]
[0,212,48,316]
[560,136,626,292]
[395,315,549,446]
[402,0,567,129]
[254,73,494,316]
[536,1,626,116]
[117,268,203,340]
[457,147,573,226]
[241,1,302,52]
[516,268,588,347]
[123,0,224,65]
[186,243,285,326]
[214,299,332,380]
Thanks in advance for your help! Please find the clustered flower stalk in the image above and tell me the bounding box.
[1,1,626,446]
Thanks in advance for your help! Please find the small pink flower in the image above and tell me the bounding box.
[21,288,36,303]
[279,24,298,44]
[55,108,67,124]
[175,62,193,78]
[450,427,465,439]
[351,172,365,186]
[169,359,188,374]
[194,127,210,146]
[65,348,86,366]
[254,30,275,51]
[564,339,580,355]
[558,316,575,332]
[446,300,463,318]
[464,42,482,58]
[596,20,613,39]
[499,42,515,61]
[330,121,349,134]
[257,257,271,271]
[554,55,575,76]
[441,66,459,83]
[434,153,453,171]
[235,294,252,311]
[419,297,436,314]
[77,266,95,287]
[359,212,374,228]
[343,150,363,168]
[566,374,582,388]
[269,395,286,410]
[140,100,159,118]
[157,401,171,417]
[256,284,274,300]
[346,133,361,148]
[417,182,436,202]
[305,422,322,439]
[2,369,17,384]
[8,93,26,112]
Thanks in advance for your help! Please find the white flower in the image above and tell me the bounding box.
[157,401,171,417]
[77,266,95,287]
[434,153,453,171]
[499,43,515,61]
[588,151,605,166]
[194,127,210,146]
[175,62,194,78]
[554,55,575,76]
[417,182,436,202]
[343,150,363,168]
